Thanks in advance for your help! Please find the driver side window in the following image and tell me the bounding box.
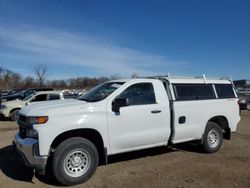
[119,83,156,106]
[31,94,47,102]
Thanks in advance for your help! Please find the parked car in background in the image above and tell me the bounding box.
[62,89,87,99]
[0,91,8,96]
[0,91,63,121]
[0,89,22,97]
[239,95,250,110]
[0,88,54,104]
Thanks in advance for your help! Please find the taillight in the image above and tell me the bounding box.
[238,99,241,115]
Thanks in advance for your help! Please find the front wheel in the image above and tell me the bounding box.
[52,137,99,186]
[202,122,223,153]
[10,109,19,121]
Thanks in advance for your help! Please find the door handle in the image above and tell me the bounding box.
[151,110,161,114]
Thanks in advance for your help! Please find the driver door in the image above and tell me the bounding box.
[107,81,170,154]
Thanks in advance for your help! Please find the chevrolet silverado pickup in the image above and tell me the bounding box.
[13,76,240,185]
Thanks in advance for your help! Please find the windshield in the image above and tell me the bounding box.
[17,90,26,97]
[17,90,36,98]
[22,92,36,101]
[78,82,124,102]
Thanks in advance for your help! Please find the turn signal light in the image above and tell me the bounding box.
[28,116,49,124]
[37,116,49,124]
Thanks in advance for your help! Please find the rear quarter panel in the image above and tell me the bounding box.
[172,98,240,143]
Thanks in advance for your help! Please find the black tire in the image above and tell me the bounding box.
[202,122,223,153]
[10,109,19,121]
[247,103,250,111]
[52,137,99,186]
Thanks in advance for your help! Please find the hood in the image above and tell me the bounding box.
[19,99,89,116]
[2,99,25,107]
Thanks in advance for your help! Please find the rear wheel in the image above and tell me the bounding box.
[52,137,98,186]
[247,103,250,110]
[202,122,223,153]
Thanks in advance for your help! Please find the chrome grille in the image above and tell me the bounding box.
[18,114,27,122]
[18,114,29,138]
[18,123,26,138]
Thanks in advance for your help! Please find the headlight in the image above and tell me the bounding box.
[0,104,7,110]
[26,128,38,138]
[27,116,49,124]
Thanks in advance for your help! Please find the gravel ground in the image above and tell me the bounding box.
[0,111,249,188]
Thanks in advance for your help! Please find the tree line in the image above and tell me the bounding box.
[0,65,127,91]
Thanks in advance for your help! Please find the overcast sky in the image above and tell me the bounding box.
[0,0,249,79]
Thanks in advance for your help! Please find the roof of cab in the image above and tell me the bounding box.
[34,90,63,95]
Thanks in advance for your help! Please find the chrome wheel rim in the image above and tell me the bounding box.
[63,149,91,177]
[12,110,19,121]
[14,112,19,121]
[207,129,220,148]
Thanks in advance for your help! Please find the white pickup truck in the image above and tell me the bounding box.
[13,76,240,185]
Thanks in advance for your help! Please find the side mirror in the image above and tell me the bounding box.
[112,97,129,112]
[25,102,30,105]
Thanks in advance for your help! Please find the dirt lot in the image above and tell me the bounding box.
[0,112,249,188]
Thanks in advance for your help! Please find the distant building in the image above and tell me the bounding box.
[234,80,250,88]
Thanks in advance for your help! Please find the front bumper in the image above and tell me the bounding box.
[0,110,9,118]
[13,133,48,171]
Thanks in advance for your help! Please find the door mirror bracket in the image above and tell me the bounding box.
[112,97,129,112]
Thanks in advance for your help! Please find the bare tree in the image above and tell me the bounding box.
[33,64,49,87]
[11,73,22,89]
[0,65,113,90]
[23,76,35,88]
[110,73,121,80]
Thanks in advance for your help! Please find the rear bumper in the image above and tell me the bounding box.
[13,133,48,171]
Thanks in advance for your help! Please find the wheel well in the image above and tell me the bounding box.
[208,116,231,140]
[10,108,21,114]
[50,129,106,165]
